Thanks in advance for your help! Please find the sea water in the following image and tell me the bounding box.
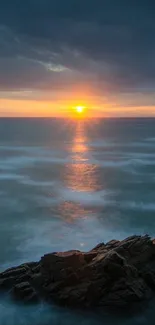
[0,117,155,324]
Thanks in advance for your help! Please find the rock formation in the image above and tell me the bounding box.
[1,235,155,309]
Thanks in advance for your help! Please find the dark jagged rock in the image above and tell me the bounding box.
[12,281,39,303]
[1,235,155,310]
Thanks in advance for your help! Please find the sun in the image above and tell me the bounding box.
[71,105,87,118]
[75,106,85,114]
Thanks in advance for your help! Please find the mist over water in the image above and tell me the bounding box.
[0,118,155,324]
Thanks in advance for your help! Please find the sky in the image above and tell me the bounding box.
[0,0,155,117]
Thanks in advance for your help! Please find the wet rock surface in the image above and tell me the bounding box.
[1,235,155,309]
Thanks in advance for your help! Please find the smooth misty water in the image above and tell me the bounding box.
[0,118,155,324]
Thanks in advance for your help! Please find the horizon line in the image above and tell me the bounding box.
[0,116,155,119]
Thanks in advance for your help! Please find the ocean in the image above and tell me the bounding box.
[0,117,155,324]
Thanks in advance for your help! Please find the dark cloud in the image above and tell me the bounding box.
[1,0,155,103]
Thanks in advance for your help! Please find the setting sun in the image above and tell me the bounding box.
[70,105,88,118]
[76,106,85,113]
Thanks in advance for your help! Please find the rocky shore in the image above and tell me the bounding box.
[1,235,155,310]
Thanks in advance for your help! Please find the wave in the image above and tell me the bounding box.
[89,140,155,149]
[119,201,155,211]
[57,187,114,206]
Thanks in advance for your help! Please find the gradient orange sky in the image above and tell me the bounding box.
[1,75,155,118]
[1,91,155,118]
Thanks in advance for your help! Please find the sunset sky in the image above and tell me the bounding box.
[0,1,155,117]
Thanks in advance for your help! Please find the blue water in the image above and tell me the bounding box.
[0,118,155,324]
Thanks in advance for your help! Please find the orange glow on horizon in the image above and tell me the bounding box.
[1,97,155,118]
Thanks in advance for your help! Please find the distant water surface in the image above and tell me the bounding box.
[0,117,155,324]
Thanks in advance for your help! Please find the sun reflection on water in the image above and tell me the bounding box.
[66,121,100,192]
[59,121,100,222]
